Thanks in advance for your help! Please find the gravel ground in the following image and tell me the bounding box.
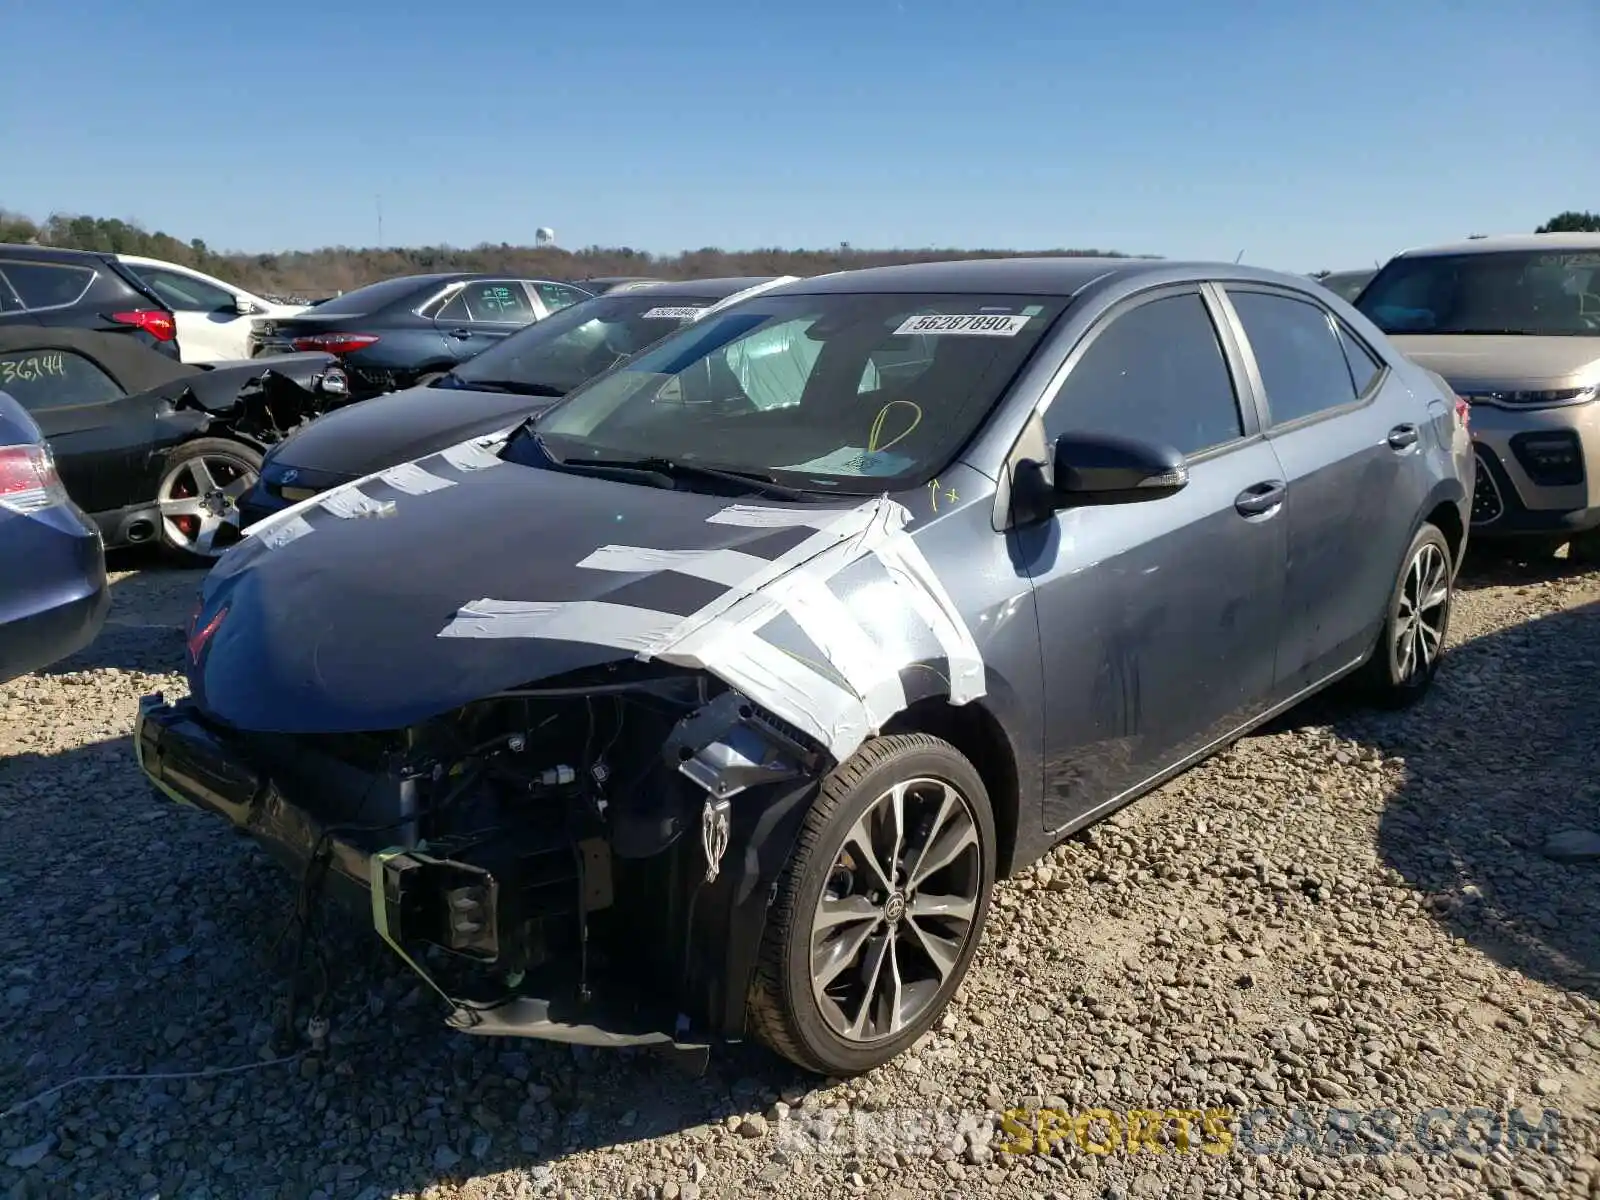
[2,548,1598,1200]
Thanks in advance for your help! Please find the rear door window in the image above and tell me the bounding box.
[0,261,98,312]
[462,281,535,323]
[1227,290,1361,426]
[532,282,590,313]
[1046,291,1245,456]
[0,349,124,410]
[1337,322,1385,396]
[131,266,234,313]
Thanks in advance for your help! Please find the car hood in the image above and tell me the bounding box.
[190,441,984,754]
[1390,334,1600,391]
[268,384,553,479]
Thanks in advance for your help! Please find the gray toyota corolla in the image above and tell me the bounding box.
[135,258,1472,1076]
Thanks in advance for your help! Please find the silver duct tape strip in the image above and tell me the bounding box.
[256,514,314,550]
[575,544,769,588]
[872,531,986,703]
[319,487,396,520]
[437,496,986,763]
[660,625,869,759]
[756,570,907,730]
[379,462,455,496]
[440,441,505,472]
[246,431,512,548]
[437,599,681,652]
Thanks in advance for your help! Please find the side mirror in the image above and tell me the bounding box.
[1052,431,1188,503]
[233,295,254,316]
[1016,431,1188,521]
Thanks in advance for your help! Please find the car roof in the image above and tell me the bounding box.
[767,256,1315,297]
[0,242,110,264]
[1322,268,1374,279]
[625,276,784,298]
[1392,233,1600,258]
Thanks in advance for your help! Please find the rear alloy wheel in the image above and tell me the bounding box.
[748,734,994,1076]
[156,437,261,564]
[1360,522,1453,707]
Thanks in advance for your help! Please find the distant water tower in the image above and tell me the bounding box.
[536,227,556,248]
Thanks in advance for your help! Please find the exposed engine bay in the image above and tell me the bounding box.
[139,662,826,1067]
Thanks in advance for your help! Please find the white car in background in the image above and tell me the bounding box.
[114,255,309,364]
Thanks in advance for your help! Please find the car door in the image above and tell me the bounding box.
[1214,285,1421,696]
[0,346,156,514]
[1015,286,1289,832]
[131,266,246,363]
[434,280,540,362]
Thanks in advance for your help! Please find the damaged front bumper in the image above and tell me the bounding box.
[133,686,824,1067]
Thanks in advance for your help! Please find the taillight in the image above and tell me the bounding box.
[0,443,67,514]
[291,333,380,354]
[1454,395,1471,429]
[111,310,176,341]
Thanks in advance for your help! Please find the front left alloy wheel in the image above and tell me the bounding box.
[748,733,995,1076]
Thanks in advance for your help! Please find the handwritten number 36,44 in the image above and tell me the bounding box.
[0,354,68,384]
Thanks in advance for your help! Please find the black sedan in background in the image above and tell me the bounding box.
[240,277,794,525]
[248,273,595,399]
[0,327,346,561]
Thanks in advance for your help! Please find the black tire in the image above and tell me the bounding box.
[1566,529,1600,566]
[1357,522,1454,708]
[747,733,995,1076]
[155,437,261,566]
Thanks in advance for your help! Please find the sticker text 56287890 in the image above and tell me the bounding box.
[641,306,707,320]
[892,313,1029,337]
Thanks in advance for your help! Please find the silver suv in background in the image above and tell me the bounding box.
[1356,234,1600,557]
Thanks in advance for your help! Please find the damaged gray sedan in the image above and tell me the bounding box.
[135,258,1472,1075]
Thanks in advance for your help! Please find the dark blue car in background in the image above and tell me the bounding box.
[248,273,593,399]
[0,389,108,684]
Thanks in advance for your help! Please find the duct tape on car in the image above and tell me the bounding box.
[437,496,986,763]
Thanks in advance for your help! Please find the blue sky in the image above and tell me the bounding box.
[4,0,1594,271]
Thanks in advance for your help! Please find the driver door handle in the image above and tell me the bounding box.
[1235,480,1287,517]
[1387,423,1419,450]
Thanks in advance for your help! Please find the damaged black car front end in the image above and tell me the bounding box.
[137,658,826,1066]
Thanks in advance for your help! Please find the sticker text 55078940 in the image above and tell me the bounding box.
[893,313,1029,337]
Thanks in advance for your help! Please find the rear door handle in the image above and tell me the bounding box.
[448,327,473,340]
[1235,480,1287,517]
[1388,423,1419,450]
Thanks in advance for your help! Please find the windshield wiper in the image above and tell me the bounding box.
[451,378,568,397]
[564,455,815,500]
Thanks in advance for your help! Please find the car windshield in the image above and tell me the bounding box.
[1320,271,1373,302]
[308,277,434,316]
[1356,250,1600,336]
[516,292,1067,494]
[449,291,726,396]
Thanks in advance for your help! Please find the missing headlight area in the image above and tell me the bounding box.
[137,665,827,1070]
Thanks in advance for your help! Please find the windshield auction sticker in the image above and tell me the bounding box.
[893,313,1030,336]
[640,306,707,320]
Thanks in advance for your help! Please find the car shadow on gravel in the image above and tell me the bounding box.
[1270,589,1600,1004]
[0,734,818,1200]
